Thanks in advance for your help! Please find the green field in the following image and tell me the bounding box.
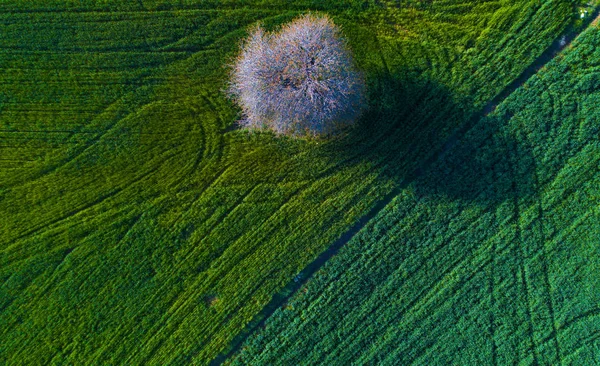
[228,19,600,366]
[1,1,598,365]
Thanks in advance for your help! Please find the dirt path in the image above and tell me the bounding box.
[211,7,600,366]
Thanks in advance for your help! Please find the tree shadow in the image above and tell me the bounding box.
[318,70,536,206]
[411,113,537,205]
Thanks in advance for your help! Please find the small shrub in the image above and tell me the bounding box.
[204,295,219,307]
[228,14,366,137]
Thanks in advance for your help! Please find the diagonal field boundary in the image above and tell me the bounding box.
[211,8,600,366]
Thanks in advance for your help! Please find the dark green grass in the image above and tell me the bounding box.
[0,1,587,364]
[227,24,600,365]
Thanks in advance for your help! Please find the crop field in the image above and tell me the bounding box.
[0,0,597,365]
[229,19,600,366]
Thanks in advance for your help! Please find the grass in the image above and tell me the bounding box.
[0,1,594,365]
[227,22,600,365]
